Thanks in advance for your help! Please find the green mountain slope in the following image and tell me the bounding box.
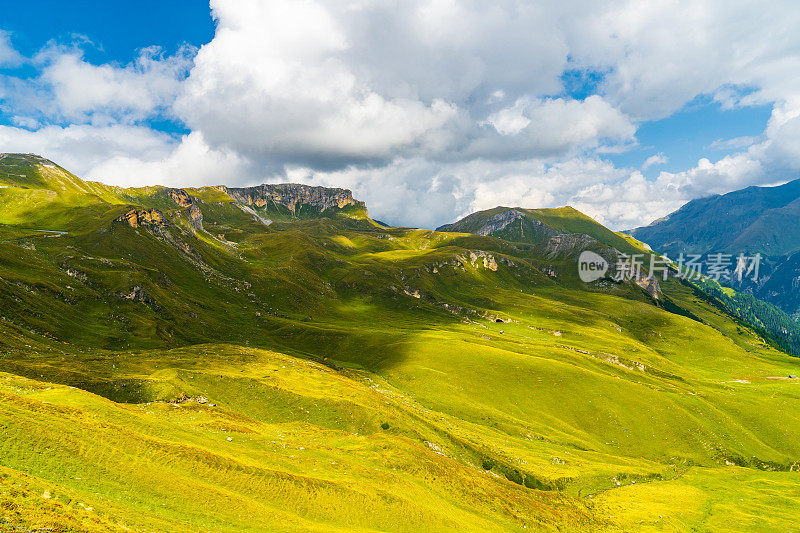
[438,205,645,255]
[2,155,800,532]
[440,204,800,355]
[628,179,800,319]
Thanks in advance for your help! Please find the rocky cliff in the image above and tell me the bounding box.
[168,188,194,208]
[225,183,364,214]
[116,209,168,228]
[167,188,203,231]
[187,204,204,231]
[474,209,525,236]
[437,207,561,244]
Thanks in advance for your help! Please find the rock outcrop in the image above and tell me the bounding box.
[474,209,526,235]
[116,209,168,228]
[118,285,158,307]
[438,207,560,244]
[187,204,204,231]
[166,189,203,231]
[636,275,662,299]
[539,234,607,260]
[459,251,499,271]
[168,188,193,208]
[225,184,363,214]
[474,209,558,240]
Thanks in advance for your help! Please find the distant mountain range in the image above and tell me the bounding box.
[628,179,800,318]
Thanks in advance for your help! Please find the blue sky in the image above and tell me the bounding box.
[1,1,798,230]
[610,100,772,176]
[0,1,214,62]
[557,67,773,176]
[0,0,213,136]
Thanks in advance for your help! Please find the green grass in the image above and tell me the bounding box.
[1,154,800,531]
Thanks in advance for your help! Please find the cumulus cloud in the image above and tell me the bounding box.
[4,0,800,230]
[175,0,634,168]
[642,153,668,170]
[574,0,800,120]
[473,96,635,160]
[88,131,251,187]
[1,43,193,125]
[281,156,687,230]
[0,123,249,189]
[0,123,175,174]
[174,0,460,167]
[486,99,531,136]
[39,45,194,123]
[658,96,800,213]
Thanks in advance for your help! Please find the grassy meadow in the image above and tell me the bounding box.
[1,154,799,531]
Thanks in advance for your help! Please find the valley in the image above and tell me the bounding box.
[1,154,800,532]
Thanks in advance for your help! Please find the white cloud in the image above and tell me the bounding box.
[10,116,40,129]
[0,31,23,67]
[174,0,636,170]
[709,136,759,151]
[0,123,251,189]
[467,96,635,162]
[0,43,193,125]
[571,0,800,120]
[38,45,194,123]
[174,0,465,166]
[0,123,175,174]
[486,98,531,136]
[5,0,800,232]
[642,153,668,170]
[88,131,251,187]
[282,156,686,231]
[656,96,800,211]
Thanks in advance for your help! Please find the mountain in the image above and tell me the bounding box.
[628,178,800,257]
[437,205,645,255]
[441,205,800,355]
[629,179,800,318]
[2,154,800,531]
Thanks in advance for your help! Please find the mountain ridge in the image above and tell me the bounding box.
[0,152,366,215]
[439,203,800,354]
[629,177,800,257]
[627,177,800,319]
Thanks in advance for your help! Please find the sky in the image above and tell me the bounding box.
[1,1,799,230]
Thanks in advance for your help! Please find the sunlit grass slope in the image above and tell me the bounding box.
[1,154,800,531]
[0,345,599,532]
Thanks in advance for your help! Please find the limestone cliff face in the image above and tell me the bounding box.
[167,188,193,208]
[225,184,364,214]
[636,276,662,300]
[116,209,168,228]
[540,234,606,259]
[167,188,203,231]
[460,251,499,271]
[475,209,525,236]
[187,204,203,231]
[438,208,560,245]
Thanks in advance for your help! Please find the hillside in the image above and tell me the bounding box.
[438,205,800,354]
[2,154,800,532]
[437,205,646,256]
